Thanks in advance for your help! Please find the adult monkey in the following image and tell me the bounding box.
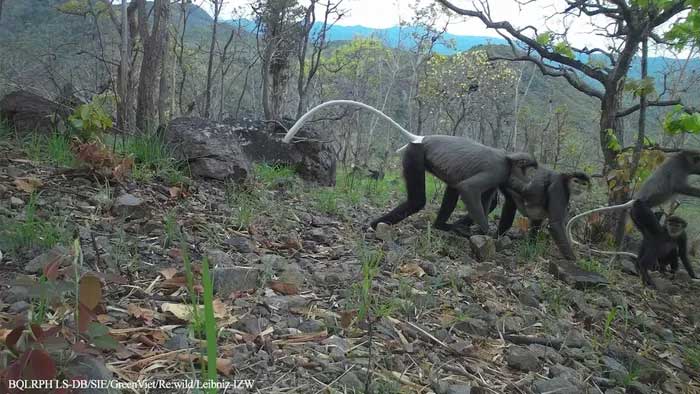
[458,166,592,260]
[566,149,700,287]
[283,100,538,234]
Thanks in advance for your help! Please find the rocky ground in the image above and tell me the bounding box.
[1,137,700,394]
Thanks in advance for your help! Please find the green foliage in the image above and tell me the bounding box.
[663,105,700,135]
[68,97,113,141]
[255,163,296,187]
[518,232,548,261]
[225,182,261,231]
[665,2,700,50]
[602,307,618,342]
[314,188,339,214]
[201,256,218,394]
[356,244,384,321]
[536,32,553,46]
[578,258,607,276]
[553,41,574,58]
[46,133,77,166]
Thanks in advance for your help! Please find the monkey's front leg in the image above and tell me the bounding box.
[456,174,497,235]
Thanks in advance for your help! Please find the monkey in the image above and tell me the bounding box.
[283,100,538,235]
[459,165,591,260]
[567,149,700,287]
[642,214,697,277]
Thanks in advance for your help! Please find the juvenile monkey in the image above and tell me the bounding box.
[645,214,697,277]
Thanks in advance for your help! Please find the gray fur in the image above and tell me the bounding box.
[635,150,700,205]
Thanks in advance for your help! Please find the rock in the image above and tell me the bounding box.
[164,118,252,181]
[446,384,472,394]
[375,222,394,243]
[164,331,191,350]
[602,356,629,383]
[625,381,652,394]
[454,318,490,337]
[165,117,336,185]
[495,316,524,333]
[620,258,638,275]
[0,90,70,134]
[528,344,564,364]
[224,236,256,253]
[10,196,24,208]
[259,254,287,270]
[264,295,309,311]
[309,227,331,244]
[8,301,31,314]
[419,260,437,276]
[25,246,71,273]
[212,267,259,295]
[532,376,581,394]
[207,249,234,267]
[505,346,541,372]
[233,316,270,335]
[496,236,512,251]
[111,193,147,219]
[548,260,608,289]
[339,372,364,392]
[298,320,324,333]
[469,235,496,262]
[279,264,305,287]
[549,363,578,379]
[65,355,118,394]
[519,290,540,308]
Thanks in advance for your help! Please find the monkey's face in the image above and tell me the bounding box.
[568,177,590,198]
[666,217,687,238]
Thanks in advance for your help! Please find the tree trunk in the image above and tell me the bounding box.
[135,0,170,132]
[204,0,221,118]
[117,0,130,131]
[158,29,171,126]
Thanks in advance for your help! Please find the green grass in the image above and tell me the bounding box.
[225,181,264,230]
[685,347,700,369]
[578,258,609,277]
[256,163,296,186]
[517,232,548,260]
[0,194,69,256]
[20,132,77,166]
[112,133,187,185]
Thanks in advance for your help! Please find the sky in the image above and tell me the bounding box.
[204,0,686,57]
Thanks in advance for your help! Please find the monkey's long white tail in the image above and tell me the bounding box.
[282,100,423,145]
[566,200,638,259]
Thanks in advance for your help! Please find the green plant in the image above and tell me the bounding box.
[256,163,295,186]
[518,232,548,260]
[226,182,261,230]
[579,258,608,276]
[118,133,184,184]
[315,188,339,214]
[68,97,113,141]
[684,347,700,369]
[0,194,69,256]
[46,133,76,166]
[603,307,618,342]
[163,210,181,248]
[201,256,218,394]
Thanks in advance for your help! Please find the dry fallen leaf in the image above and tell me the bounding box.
[161,303,193,321]
[268,280,299,295]
[127,304,156,325]
[159,267,178,280]
[340,310,357,329]
[169,186,182,199]
[399,263,425,277]
[14,177,43,193]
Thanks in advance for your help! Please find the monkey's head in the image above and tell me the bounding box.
[665,215,687,238]
[681,149,700,174]
[563,172,591,198]
[507,153,538,179]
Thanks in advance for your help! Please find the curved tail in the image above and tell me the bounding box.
[282,100,423,144]
[566,200,638,259]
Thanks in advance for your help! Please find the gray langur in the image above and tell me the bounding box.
[644,214,697,277]
[566,149,700,287]
[282,100,538,234]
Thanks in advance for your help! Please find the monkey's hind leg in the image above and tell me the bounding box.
[370,143,426,229]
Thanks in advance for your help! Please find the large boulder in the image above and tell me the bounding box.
[165,117,336,185]
[0,90,70,133]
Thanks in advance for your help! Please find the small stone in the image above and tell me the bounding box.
[224,236,256,253]
[375,222,394,243]
[469,235,496,262]
[212,267,259,295]
[10,196,25,208]
[164,332,190,350]
[25,246,71,274]
[111,193,147,219]
[279,264,305,287]
[298,320,324,333]
[8,301,31,314]
[625,381,652,394]
[496,236,512,251]
[207,249,234,267]
[454,318,490,337]
[339,372,364,392]
[532,376,581,394]
[446,384,472,394]
[505,346,541,372]
[419,260,437,276]
[495,316,524,333]
[259,254,287,270]
[549,260,607,289]
[549,363,578,379]
[65,355,117,394]
[519,290,540,307]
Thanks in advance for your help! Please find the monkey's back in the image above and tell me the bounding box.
[421,135,509,186]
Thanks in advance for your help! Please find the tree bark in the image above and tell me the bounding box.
[204,0,221,118]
